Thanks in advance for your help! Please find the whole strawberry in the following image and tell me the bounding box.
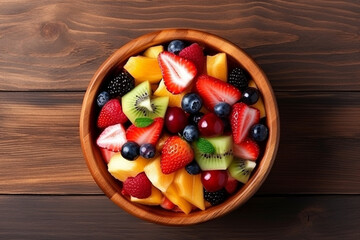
[123,172,152,199]
[97,99,128,128]
[161,136,194,174]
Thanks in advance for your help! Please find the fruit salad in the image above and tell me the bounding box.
[94,40,269,214]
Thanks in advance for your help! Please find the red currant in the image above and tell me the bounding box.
[198,113,224,137]
[165,107,188,133]
[201,170,228,192]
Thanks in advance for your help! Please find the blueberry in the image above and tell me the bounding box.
[139,143,156,159]
[185,161,201,175]
[121,141,140,160]
[183,125,199,142]
[242,87,259,105]
[182,93,203,114]
[167,40,185,54]
[189,112,204,125]
[250,124,268,142]
[213,102,231,117]
[97,91,110,107]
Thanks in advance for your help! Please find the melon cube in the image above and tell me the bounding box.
[164,184,192,214]
[174,168,205,210]
[123,56,162,83]
[107,153,148,182]
[144,157,175,192]
[206,53,227,81]
[143,45,164,58]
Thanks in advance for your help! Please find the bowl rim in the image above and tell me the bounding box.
[79,28,280,225]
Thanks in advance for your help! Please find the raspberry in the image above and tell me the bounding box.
[107,71,135,97]
[123,172,152,199]
[228,68,249,91]
[203,188,228,206]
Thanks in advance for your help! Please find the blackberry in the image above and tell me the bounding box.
[228,68,249,91]
[107,72,135,97]
[203,188,228,206]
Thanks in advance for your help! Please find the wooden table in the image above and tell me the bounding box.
[1,1,359,239]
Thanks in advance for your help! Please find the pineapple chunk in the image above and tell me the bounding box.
[107,154,148,182]
[123,56,162,83]
[248,80,266,118]
[174,168,205,210]
[164,184,192,214]
[206,53,227,81]
[144,157,175,192]
[131,186,163,205]
[143,45,164,58]
[153,79,190,108]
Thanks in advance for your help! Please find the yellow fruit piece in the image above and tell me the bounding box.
[248,80,266,118]
[206,53,227,82]
[130,186,163,205]
[143,45,164,58]
[174,168,205,210]
[144,157,175,192]
[107,153,148,182]
[123,56,162,83]
[153,79,190,107]
[164,184,192,214]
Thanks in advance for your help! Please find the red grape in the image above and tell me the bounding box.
[201,170,228,192]
[198,113,224,137]
[165,107,188,133]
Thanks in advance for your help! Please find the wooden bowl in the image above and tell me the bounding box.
[79,29,279,225]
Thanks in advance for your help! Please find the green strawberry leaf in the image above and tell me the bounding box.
[196,138,215,154]
[134,117,154,128]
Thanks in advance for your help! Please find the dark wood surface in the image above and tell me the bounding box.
[0,0,359,239]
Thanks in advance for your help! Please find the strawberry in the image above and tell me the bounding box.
[160,136,194,174]
[160,197,175,210]
[195,74,241,110]
[99,147,116,163]
[158,51,197,94]
[225,174,239,194]
[123,172,152,199]
[126,118,164,145]
[233,138,260,161]
[179,43,205,74]
[231,102,260,144]
[97,99,128,128]
[96,124,127,151]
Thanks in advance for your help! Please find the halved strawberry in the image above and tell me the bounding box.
[161,136,194,174]
[99,147,116,163]
[179,43,205,74]
[195,74,241,110]
[158,51,197,94]
[126,118,164,145]
[96,124,127,151]
[231,103,260,144]
[97,99,128,128]
[233,138,260,161]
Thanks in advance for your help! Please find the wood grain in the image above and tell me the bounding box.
[1,91,359,194]
[0,195,358,239]
[0,0,359,91]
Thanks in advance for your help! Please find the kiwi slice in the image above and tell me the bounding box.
[194,135,233,170]
[228,159,256,184]
[122,81,169,124]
